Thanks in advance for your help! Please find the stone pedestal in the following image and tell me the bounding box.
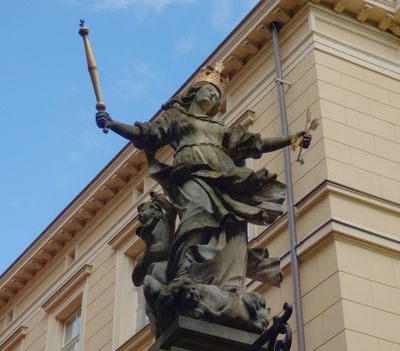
[148,316,267,351]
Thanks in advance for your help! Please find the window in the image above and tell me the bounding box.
[133,285,148,332]
[247,223,257,241]
[42,265,91,351]
[109,214,158,348]
[62,309,81,351]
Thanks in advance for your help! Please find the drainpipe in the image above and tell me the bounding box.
[269,21,306,351]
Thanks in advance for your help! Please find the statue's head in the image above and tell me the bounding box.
[138,200,163,225]
[189,82,221,116]
[179,279,200,308]
[162,62,229,117]
[162,278,200,309]
[243,292,269,332]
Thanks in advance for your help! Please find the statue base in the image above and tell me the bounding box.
[148,316,267,351]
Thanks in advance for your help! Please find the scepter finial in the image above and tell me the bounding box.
[79,19,89,37]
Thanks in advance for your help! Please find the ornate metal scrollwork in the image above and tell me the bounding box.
[250,303,293,351]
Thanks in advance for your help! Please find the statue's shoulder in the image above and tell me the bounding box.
[160,106,190,120]
[162,106,225,128]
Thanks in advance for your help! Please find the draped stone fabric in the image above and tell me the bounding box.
[133,107,285,286]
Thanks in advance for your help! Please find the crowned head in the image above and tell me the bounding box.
[194,62,229,96]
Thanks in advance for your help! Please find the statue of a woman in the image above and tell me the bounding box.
[96,63,310,288]
[96,63,310,334]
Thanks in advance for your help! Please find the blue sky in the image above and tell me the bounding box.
[0,0,258,274]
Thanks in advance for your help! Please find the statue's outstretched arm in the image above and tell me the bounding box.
[261,131,307,153]
[96,111,141,141]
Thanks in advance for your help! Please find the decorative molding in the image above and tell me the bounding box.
[356,4,373,22]
[250,180,400,267]
[309,4,400,81]
[311,4,400,48]
[272,6,292,23]
[309,0,400,37]
[233,110,256,128]
[378,13,394,31]
[256,23,272,38]
[0,326,27,351]
[250,215,400,297]
[241,39,260,55]
[331,219,400,252]
[333,0,346,13]
[227,55,245,71]
[107,215,143,255]
[41,264,92,313]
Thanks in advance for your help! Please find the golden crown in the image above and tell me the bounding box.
[194,62,229,96]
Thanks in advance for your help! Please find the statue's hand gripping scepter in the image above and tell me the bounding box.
[79,20,109,133]
[293,110,319,165]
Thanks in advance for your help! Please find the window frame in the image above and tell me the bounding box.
[62,309,81,351]
[132,268,149,333]
[42,265,91,351]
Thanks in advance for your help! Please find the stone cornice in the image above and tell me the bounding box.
[250,180,400,257]
[107,214,146,259]
[309,0,400,35]
[249,179,400,294]
[0,325,27,351]
[1,0,399,312]
[41,264,92,313]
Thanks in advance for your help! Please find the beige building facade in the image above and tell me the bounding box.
[1,0,400,350]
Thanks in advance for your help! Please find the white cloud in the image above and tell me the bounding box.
[210,0,233,32]
[210,0,259,33]
[113,58,162,102]
[93,0,196,12]
[174,35,197,55]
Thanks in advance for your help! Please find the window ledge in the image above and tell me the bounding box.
[116,325,153,351]
[0,326,27,351]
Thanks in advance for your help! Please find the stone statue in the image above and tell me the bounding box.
[96,62,311,336]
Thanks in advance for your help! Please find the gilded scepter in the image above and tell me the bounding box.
[292,109,319,165]
[78,20,109,133]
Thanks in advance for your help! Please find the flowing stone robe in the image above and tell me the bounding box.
[133,106,284,287]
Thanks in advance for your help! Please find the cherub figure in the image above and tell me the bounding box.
[132,192,176,287]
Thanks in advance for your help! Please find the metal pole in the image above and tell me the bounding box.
[269,21,306,351]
